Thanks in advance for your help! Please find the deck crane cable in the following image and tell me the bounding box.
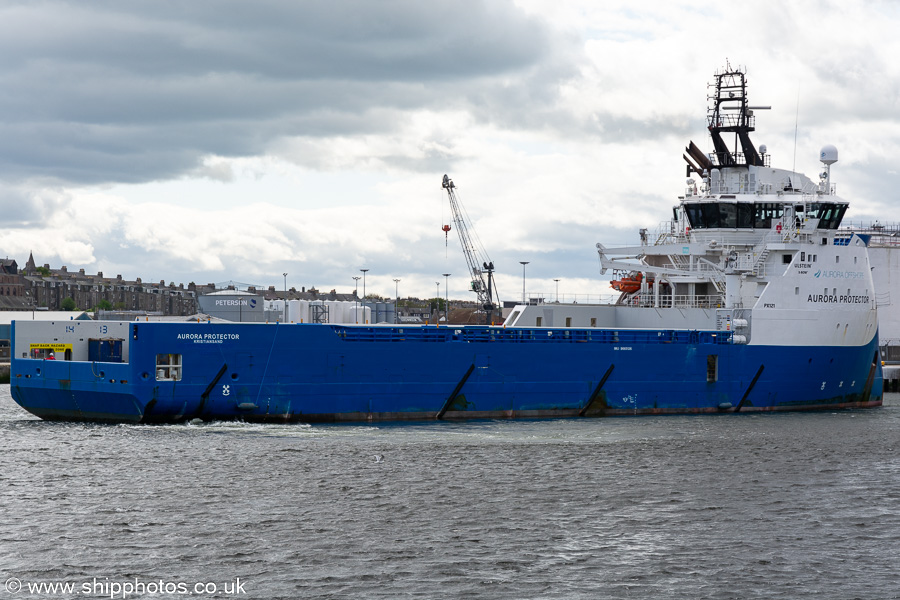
[441,174,501,325]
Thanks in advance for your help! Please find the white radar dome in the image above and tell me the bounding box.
[759,144,767,155]
[820,144,838,165]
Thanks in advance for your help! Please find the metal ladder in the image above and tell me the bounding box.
[751,248,770,277]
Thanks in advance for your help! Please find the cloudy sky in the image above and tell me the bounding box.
[1,0,898,303]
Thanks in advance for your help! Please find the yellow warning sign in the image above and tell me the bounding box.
[29,343,73,352]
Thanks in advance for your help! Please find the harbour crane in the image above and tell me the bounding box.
[441,174,500,324]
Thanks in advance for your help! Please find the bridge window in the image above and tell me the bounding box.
[685,203,703,228]
[754,203,783,228]
[684,202,786,230]
[684,202,743,229]
[737,203,754,228]
[718,203,737,228]
[701,203,721,228]
[808,203,847,229]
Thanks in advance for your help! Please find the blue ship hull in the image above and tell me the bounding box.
[10,322,883,423]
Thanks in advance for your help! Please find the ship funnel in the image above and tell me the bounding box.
[819,144,838,165]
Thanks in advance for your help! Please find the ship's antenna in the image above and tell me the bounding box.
[792,84,800,174]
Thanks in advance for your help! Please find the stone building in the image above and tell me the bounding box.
[0,259,26,309]
[19,253,198,316]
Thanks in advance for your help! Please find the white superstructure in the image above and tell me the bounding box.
[505,65,878,350]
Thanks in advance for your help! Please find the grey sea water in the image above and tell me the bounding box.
[0,385,897,600]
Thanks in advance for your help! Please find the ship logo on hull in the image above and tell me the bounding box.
[814,270,865,279]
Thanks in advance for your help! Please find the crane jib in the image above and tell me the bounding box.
[442,174,501,325]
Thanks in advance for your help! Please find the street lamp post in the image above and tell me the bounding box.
[282,272,288,321]
[393,278,401,325]
[360,268,369,324]
[352,276,361,324]
[435,281,440,322]
[519,261,529,304]
[442,273,450,323]
[554,278,560,303]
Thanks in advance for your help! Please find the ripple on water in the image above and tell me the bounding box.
[0,388,898,599]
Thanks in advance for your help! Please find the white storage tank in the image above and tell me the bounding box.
[384,303,397,324]
[297,300,310,323]
[354,304,372,325]
[325,301,344,324]
[344,301,357,323]
[285,300,298,323]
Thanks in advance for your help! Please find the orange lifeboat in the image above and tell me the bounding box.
[611,271,650,294]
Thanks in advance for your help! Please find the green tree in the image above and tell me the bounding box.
[96,299,113,311]
[61,297,76,311]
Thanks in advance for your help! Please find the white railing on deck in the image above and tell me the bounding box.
[521,293,621,306]
[624,294,725,309]
[520,293,725,310]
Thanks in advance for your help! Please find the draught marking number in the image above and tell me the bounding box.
[222,384,230,396]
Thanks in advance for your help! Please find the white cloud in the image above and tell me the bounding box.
[1,0,899,300]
